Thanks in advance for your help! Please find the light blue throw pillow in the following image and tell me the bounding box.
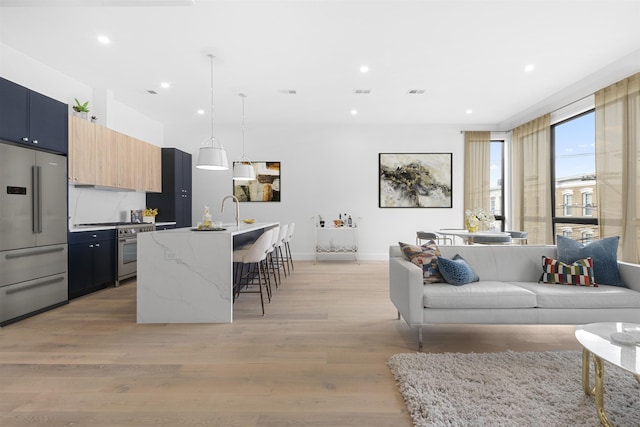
[436,254,479,286]
[556,235,624,287]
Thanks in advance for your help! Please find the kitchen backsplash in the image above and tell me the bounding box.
[69,185,147,227]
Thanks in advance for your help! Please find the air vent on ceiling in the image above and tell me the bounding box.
[353,89,372,95]
[407,89,426,95]
[147,90,158,95]
[279,89,297,95]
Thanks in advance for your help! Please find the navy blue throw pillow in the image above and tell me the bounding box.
[556,235,624,287]
[436,254,479,286]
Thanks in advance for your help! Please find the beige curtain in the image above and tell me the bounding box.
[463,131,491,215]
[511,114,553,245]
[595,73,640,263]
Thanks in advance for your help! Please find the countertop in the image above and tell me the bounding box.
[69,222,176,233]
[156,222,277,236]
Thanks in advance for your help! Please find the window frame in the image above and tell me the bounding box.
[490,139,505,231]
[550,109,598,238]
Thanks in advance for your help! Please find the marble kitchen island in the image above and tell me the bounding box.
[136,222,278,323]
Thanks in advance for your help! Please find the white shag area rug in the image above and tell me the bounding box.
[388,350,640,427]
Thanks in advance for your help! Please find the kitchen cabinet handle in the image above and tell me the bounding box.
[22,137,29,142]
[32,139,39,144]
[89,244,94,248]
[95,243,100,247]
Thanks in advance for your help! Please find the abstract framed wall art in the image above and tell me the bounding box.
[379,153,452,208]
[232,161,281,202]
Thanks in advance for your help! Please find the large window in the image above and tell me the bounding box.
[551,110,598,242]
[490,140,504,230]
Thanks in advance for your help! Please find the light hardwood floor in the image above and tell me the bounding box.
[0,260,581,426]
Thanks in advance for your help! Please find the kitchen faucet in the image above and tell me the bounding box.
[221,195,240,227]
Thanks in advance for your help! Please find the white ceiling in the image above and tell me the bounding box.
[1,0,639,128]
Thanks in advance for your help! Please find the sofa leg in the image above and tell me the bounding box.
[418,326,423,351]
[397,311,401,320]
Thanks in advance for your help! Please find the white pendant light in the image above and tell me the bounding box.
[232,93,256,181]
[197,54,229,171]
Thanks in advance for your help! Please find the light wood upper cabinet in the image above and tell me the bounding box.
[141,142,162,192]
[68,115,96,185]
[94,125,118,188]
[68,115,162,191]
[116,132,138,190]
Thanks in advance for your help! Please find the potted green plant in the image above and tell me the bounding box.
[72,98,89,119]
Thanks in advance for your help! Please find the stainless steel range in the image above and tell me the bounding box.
[116,223,155,286]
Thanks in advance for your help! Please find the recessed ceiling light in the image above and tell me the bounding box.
[197,109,205,115]
[97,35,110,45]
[160,82,170,89]
[351,109,358,115]
[146,90,158,95]
[524,64,535,72]
[360,65,369,73]
[465,109,473,114]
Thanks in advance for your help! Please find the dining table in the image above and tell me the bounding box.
[437,229,512,245]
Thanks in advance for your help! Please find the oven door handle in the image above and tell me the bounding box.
[119,238,138,243]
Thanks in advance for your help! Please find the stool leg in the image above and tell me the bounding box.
[285,241,294,271]
[256,261,265,316]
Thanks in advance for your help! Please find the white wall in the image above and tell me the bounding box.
[165,122,465,261]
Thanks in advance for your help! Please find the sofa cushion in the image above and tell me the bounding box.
[423,281,537,309]
[557,235,624,287]
[438,245,558,282]
[398,241,444,284]
[437,254,479,285]
[540,256,596,286]
[512,282,640,309]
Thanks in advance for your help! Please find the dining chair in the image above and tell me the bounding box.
[416,231,452,246]
[506,231,528,245]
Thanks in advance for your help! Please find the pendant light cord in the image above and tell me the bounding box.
[208,54,215,140]
[240,93,246,160]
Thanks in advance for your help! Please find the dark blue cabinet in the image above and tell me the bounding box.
[68,229,116,299]
[0,77,28,143]
[146,148,192,228]
[0,77,68,154]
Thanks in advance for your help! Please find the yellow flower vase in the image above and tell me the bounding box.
[465,219,478,233]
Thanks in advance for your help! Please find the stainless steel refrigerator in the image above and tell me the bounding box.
[0,141,68,325]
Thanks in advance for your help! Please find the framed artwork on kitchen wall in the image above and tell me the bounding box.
[379,153,452,208]
[233,161,281,202]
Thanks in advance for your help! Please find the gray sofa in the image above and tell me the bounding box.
[389,244,640,349]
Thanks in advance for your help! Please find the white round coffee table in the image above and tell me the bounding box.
[575,322,640,426]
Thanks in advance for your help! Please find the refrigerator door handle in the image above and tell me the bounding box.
[5,275,65,295]
[4,246,65,260]
[32,166,42,233]
[32,165,37,233]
